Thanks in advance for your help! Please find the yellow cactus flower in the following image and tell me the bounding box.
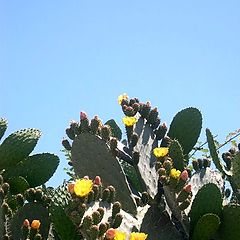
[118,93,129,105]
[31,220,41,229]
[113,230,126,240]
[170,168,181,179]
[74,179,93,197]
[122,116,137,127]
[130,232,148,240]
[153,147,169,158]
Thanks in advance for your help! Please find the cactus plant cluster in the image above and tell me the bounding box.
[1,93,240,240]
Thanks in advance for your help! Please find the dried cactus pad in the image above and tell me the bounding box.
[71,132,137,214]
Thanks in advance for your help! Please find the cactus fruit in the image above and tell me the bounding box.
[168,107,202,156]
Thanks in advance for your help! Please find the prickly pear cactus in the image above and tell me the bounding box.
[168,107,202,156]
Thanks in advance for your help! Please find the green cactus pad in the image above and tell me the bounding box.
[219,204,240,240]
[4,153,59,188]
[0,118,7,141]
[134,118,158,198]
[189,183,222,232]
[105,119,122,140]
[71,132,137,214]
[232,152,240,188]
[0,128,41,170]
[8,176,29,194]
[169,139,185,171]
[168,107,202,155]
[206,128,226,175]
[192,213,220,240]
[10,202,50,240]
[50,205,81,240]
[120,161,145,192]
[187,168,224,214]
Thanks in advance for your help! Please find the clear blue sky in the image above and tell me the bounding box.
[1,1,240,186]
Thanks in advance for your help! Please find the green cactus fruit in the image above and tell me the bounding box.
[4,153,59,188]
[169,139,185,171]
[105,119,122,141]
[232,152,240,188]
[0,118,7,141]
[189,183,222,233]
[192,213,220,240]
[10,202,50,240]
[134,118,158,198]
[206,128,227,175]
[219,204,240,240]
[8,176,29,194]
[168,107,202,155]
[50,205,81,240]
[71,132,137,214]
[0,128,41,170]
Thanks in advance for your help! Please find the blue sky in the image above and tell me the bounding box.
[1,1,240,186]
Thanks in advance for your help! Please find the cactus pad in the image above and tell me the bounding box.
[232,152,240,188]
[169,139,185,171]
[168,107,202,155]
[0,128,41,170]
[187,168,224,211]
[4,153,59,188]
[10,202,50,240]
[206,128,225,175]
[50,205,81,240]
[0,118,7,141]
[105,119,122,140]
[71,132,137,214]
[219,204,240,240]
[134,118,158,198]
[8,176,29,194]
[192,213,220,240]
[189,183,222,231]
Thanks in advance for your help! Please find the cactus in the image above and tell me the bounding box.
[168,107,202,156]
[71,132,137,214]
[10,202,50,240]
[192,213,220,240]
[189,183,222,234]
[169,140,185,171]
[0,118,8,141]
[206,128,226,175]
[2,94,240,239]
[219,204,240,240]
[232,152,240,188]
[0,128,41,170]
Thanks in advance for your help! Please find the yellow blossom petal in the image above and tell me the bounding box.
[122,116,137,127]
[74,179,93,197]
[118,93,129,105]
[170,168,181,179]
[153,147,169,158]
[114,230,126,240]
[130,232,148,240]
